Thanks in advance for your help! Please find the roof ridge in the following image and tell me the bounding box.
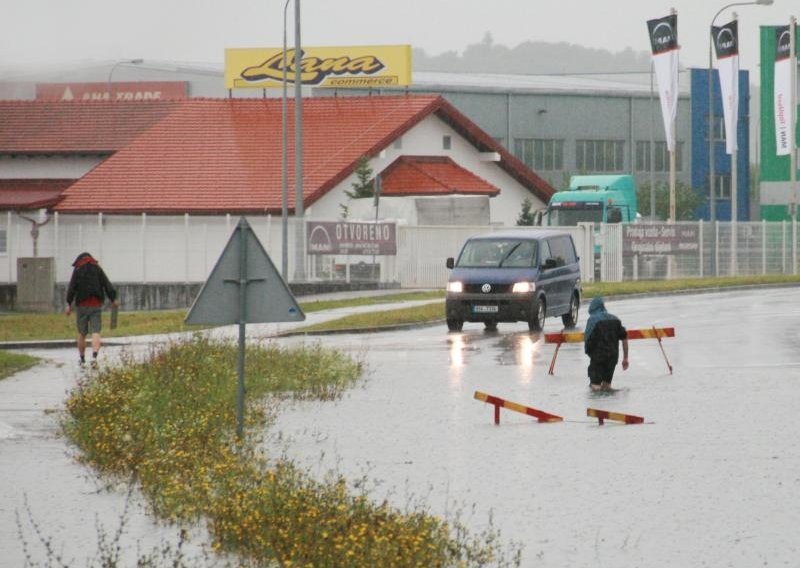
[304,95,440,180]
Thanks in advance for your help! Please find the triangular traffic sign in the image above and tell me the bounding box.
[185,217,305,325]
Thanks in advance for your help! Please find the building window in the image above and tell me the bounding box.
[443,135,451,150]
[0,228,6,254]
[393,137,403,149]
[705,115,726,142]
[575,139,624,172]
[635,141,684,172]
[713,174,731,199]
[514,138,564,171]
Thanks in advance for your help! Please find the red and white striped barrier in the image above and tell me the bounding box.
[544,326,675,375]
[474,391,563,425]
[587,407,645,425]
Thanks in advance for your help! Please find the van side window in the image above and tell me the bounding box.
[539,240,552,267]
[561,237,577,264]
[547,236,575,267]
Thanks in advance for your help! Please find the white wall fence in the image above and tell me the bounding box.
[2,213,290,285]
[3,212,800,288]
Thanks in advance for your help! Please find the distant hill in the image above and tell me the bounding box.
[413,33,652,75]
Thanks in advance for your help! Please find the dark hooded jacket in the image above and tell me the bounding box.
[584,297,627,360]
[66,252,117,307]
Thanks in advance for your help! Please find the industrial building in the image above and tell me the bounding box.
[1,61,751,223]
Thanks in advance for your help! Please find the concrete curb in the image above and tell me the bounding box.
[0,339,129,350]
[278,319,445,337]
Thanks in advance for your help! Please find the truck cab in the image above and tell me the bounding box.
[542,174,638,227]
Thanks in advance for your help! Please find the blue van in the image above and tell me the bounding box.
[445,230,582,332]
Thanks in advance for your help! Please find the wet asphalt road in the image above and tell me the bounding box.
[3,286,800,567]
[268,286,800,567]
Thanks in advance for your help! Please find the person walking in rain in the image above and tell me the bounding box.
[584,297,628,392]
[65,252,119,369]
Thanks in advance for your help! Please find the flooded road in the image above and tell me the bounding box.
[3,287,800,567]
[268,287,800,567]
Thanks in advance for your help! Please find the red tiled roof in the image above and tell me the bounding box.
[0,179,72,209]
[54,96,554,214]
[381,156,499,196]
[0,100,179,153]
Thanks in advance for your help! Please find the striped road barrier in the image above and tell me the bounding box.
[544,326,675,375]
[587,407,645,425]
[474,391,563,425]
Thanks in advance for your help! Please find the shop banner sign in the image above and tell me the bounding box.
[773,26,792,156]
[36,81,188,101]
[623,224,699,256]
[647,14,680,152]
[713,20,739,155]
[307,221,397,255]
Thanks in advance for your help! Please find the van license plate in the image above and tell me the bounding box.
[473,305,499,313]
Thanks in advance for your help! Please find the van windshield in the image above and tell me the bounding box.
[456,239,537,268]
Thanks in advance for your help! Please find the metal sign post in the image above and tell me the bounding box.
[233,223,253,439]
[186,217,305,439]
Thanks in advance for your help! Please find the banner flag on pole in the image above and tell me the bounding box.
[713,20,739,155]
[647,14,680,152]
[774,25,792,156]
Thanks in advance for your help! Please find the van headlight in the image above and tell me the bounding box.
[447,281,463,293]
[512,282,535,293]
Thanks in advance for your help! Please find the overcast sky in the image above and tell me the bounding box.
[0,0,794,79]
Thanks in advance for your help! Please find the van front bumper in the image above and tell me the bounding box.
[445,293,535,322]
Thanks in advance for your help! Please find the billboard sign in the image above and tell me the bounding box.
[225,45,411,89]
[36,82,188,101]
[307,221,397,255]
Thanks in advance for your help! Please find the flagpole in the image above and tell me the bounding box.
[669,7,677,223]
[669,131,676,222]
[730,13,739,275]
[791,16,797,222]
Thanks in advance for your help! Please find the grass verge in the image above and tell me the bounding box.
[0,351,39,380]
[63,336,519,567]
[0,291,444,342]
[296,302,445,334]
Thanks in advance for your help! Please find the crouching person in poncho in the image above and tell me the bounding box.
[584,297,629,392]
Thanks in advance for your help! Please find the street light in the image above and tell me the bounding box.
[107,58,144,101]
[280,0,305,282]
[281,0,290,280]
[708,0,772,223]
[293,0,305,281]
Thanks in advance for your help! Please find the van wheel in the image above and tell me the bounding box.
[447,318,464,332]
[484,321,498,332]
[528,297,545,331]
[562,293,579,328]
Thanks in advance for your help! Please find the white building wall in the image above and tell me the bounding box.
[341,197,418,224]
[308,114,546,226]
